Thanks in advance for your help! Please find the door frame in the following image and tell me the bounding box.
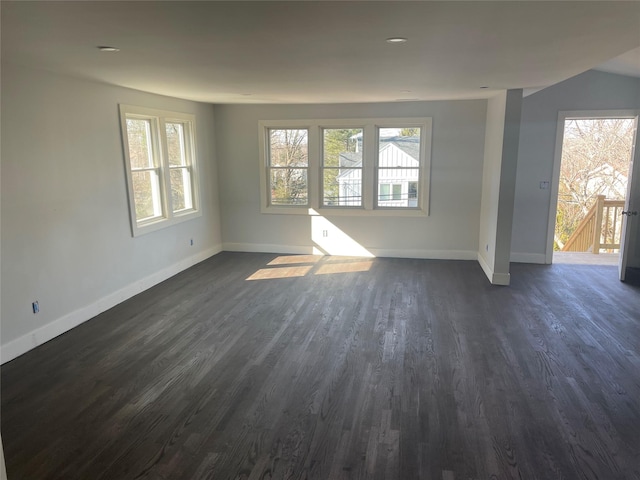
[546,110,640,264]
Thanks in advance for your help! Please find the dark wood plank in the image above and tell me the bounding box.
[2,253,639,479]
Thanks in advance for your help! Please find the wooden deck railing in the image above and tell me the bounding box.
[562,195,626,253]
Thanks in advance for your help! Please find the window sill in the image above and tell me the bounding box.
[132,209,201,237]
[260,206,428,217]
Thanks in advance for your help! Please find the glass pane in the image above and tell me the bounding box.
[377,169,419,207]
[131,170,162,221]
[166,122,187,167]
[269,129,308,167]
[270,168,308,205]
[323,128,363,167]
[379,183,390,200]
[323,167,362,206]
[408,181,418,207]
[378,127,421,168]
[170,167,193,212]
[126,118,154,169]
[392,184,402,200]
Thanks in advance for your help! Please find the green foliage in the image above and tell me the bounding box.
[322,129,361,205]
[400,127,420,137]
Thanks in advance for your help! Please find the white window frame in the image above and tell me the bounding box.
[258,118,431,217]
[265,127,311,208]
[321,126,365,208]
[120,105,201,236]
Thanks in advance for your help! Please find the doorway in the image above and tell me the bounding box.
[550,113,637,266]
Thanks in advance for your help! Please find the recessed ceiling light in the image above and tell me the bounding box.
[98,46,120,52]
[386,37,408,44]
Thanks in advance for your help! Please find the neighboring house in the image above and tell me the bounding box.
[337,136,420,207]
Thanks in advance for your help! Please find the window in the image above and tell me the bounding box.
[408,181,418,207]
[120,105,200,236]
[259,118,431,216]
[376,127,421,208]
[323,128,363,207]
[268,129,309,206]
[378,183,402,203]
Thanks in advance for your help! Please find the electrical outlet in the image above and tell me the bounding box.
[32,301,39,314]
[322,230,329,238]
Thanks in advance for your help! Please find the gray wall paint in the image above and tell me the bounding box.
[215,101,487,257]
[478,90,523,285]
[512,70,640,263]
[494,90,523,275]
[1,63,222,353]
[478,92,506,273]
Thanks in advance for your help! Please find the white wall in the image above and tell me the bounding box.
[477,90,523,285]
[1,63,222,362]
[478,93,506,278]
[512,70,640,264]
[215,101,487,259]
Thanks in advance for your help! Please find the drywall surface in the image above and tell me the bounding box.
[494,90,523,275]
[1,63,222,361]
[215,100,486,258]
[478,90,522,285]
[512,70,640,264]
[478,92,507,275]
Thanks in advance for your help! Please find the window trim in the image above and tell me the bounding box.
[258,118,431,217]
[120,105,201,237]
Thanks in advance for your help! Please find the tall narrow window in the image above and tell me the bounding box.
[323,128,363,207]
[268,129,309,206]
[376,127,422,208]
[120,105,200,236]
[166,121,194,213]
[125,118,163,222]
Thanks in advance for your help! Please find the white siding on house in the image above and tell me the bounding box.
[377,144,420,207]
[337,142,420,207]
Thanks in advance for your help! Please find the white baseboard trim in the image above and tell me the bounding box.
[477,252,511,286]
[1,245,222,365]
[510,252,547,264]
[222,243,314,255]
[367,248,477,260]
[222,242,477,261]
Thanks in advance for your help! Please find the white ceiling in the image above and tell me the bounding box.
[2,1,639,104]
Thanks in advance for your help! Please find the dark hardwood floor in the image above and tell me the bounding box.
[2,252,639,480]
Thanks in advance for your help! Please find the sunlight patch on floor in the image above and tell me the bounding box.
[246,255,374,281]
[246,265,313,280]
[315,261,373,275]
[267,255,322,266]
